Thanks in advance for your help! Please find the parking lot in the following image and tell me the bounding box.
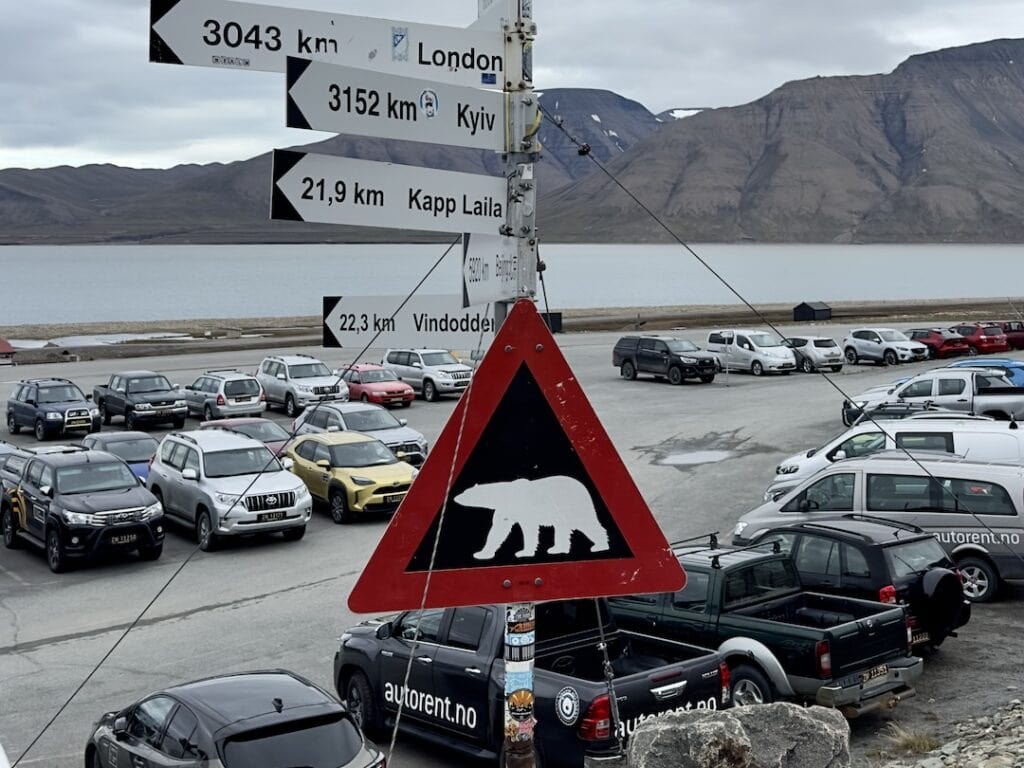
[2,322,1023,767]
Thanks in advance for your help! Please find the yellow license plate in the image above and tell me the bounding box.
[911,631,931,645]
[862,664,889,683]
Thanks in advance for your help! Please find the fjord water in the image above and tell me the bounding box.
[2,242,1023,325]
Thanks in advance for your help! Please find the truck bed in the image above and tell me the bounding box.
[535,631,710,681]
[728,592,887,628]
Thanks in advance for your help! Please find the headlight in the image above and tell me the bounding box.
[680,356,697,364]
[64,510,101,525]
[89,408,100,417]
[214,492,241,505]
[410,468,419,478]
[733,522,748,536]
[435,371,453,379]
[141,502,162,520]
[417,440,428,452]
[46,412,63,420]
[295,385,312,393]
[173,400,187,407]
[295,484,310,499]
[351,476,375,486]
[135,402,151,410]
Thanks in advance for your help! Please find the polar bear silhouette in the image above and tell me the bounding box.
[455,476,610,560]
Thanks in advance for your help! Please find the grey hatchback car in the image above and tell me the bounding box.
[184,370,265,421]
[292,402,428,466]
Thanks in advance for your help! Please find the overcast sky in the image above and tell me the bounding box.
[0,0,1019,170]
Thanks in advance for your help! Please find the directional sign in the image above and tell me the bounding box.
[150,0,506,88]
[323,295,495,349]
[286,58,507,152]
[462,233,518,307]
[348,299,686,612]
[272,150,506,235]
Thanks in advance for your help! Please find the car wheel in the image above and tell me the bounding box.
[423,379,438,402]
[830,365,843,373]
[47,528,68,573]
[621,361,637,381]
[345,671,381,733]
[968,346,979,356]
[125,410,137,430]
[138,543,163,561]
[2,506,21,549]
[668,366,683,385]
[750,361,764,377]
[99,402,111,425]
[844,347,858,364]
[958,556,999,602]
[730,664,773,706]
[204,404,215,421]
[282,525,306,542]
[285,394,298,418]
[883,349,898,366]
[699,374,715,384]
[196,509,219,552]
[329,488,353,524]
[800,358,814,374]
[171,417,185,429]
[6,412,19,434]
[34,420,47,441]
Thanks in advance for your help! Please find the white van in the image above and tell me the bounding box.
[766,418,1024,501]
[704,329,796,376]
[735,452,1024,602]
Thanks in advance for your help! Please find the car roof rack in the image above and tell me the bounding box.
[206,368,243,375]
[168,432,198,445]
[677,538,780,569]
[838,513,925,535]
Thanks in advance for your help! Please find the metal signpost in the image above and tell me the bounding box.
[322,294,495,348]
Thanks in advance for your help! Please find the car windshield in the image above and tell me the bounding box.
[56,461,138,493]
[329,441,398,468]
[666,340,700,353]
[879,330,909,342]
[103,437,159,463]
[288,362,332,378]
[220,714,363,768]
[884,537,950,578]
[421,352,459,366]
[982,326,1003,336]
[343,409,402,431]
[813,339,838,348]
[36,385,85,404]
[224,379,261,396]
[748,333,781,348]
[204,447,281,478]
[358,369,398,383]
[233,421,290,443]
[126,376,173,393]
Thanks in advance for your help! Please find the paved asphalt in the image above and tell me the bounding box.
[1,322,1022,767]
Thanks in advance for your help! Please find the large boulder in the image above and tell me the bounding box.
[627,704,850,768]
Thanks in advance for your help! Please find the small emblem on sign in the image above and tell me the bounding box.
[391,27,409,61]
[508,688,534,721]
[481,73,497,85]
[555,686,580,725]
[419,89,440,118]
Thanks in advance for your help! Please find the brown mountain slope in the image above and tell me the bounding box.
[539,38,1024,243]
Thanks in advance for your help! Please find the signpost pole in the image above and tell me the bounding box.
[503,602,537,768]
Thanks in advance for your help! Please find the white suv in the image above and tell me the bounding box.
[147,430,312,551]
[843,328,929,366]
[256,354,349,417]
[382,349,473,401]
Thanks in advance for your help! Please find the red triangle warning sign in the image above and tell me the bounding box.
[348,300,685,613]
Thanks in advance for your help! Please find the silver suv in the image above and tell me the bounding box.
[147,430,312,551]
[184,369,265,421]
[292,401,429,466]
[382,349,473,401]
[256,354,349,417]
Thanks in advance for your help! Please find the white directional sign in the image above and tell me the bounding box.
[272,150,507,235]
[462,233,518,307]
[151,0,505,89]
[323,295,495,348]
[286,58,507,151]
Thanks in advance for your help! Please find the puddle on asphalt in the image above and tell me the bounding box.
[658,450,735,466]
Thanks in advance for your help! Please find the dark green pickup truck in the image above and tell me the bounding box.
[609,542,923,718]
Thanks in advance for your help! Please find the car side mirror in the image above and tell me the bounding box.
[137,475,146,486]
[173,383,180,389]
[412,362,422,369]
[276,373,286,380]
[25,399,36,406]
[116,387,126,394]
[376,622,392,640]
[40,485,54,498]
[113,715,128,740]
[798,499,818,512]
[396,451,410,463]
[281,457,294,470]
[86,393,93,401]
[831,450,847,461]
[316,459,331,469]
[182,468,198,481]
[327,425,340,433]
[399,418,408,426]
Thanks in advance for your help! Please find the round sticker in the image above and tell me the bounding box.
[555,686,580,726]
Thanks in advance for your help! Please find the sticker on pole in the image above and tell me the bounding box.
[348,299,685,612]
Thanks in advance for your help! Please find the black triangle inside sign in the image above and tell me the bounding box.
[348,299,685,613]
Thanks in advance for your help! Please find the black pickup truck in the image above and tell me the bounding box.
[609,543,922,718]
[93,370,188,429]
[334,600,729,767]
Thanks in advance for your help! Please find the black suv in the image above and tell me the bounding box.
[1,449,164,572]
[612,334,717,384]
[6,378,100,441]
[752,516,971,649]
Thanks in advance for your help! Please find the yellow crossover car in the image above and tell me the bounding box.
[286,431,417,523]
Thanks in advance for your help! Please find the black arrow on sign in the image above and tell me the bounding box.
[149,0,183,64]
[285,57,314,130]
[322,296,342,348]
[270,150,306,222]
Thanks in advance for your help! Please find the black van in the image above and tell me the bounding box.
[612,335,718,384]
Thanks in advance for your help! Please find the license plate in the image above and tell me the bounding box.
[385,493,405,504]
[911,631,931,645]
[235,396,251,402]
[862,664,889,683]
[258,511,286,523]
[110,533,137,545]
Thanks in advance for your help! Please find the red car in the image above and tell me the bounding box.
[198,417,292,456]
[906,328,970,359]
[949,323,1010,355]
[339,362,414,407]
[987,320,1024,350]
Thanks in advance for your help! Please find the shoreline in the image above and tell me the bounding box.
[2,297,1022,364]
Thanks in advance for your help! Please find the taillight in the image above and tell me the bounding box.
[216,394,225,406]
[815,640,832,678]
[578,694,611,741]
[906,617,914,650]
[719,661,731,704]
[878,585,898,604]
[259,389,266,402]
